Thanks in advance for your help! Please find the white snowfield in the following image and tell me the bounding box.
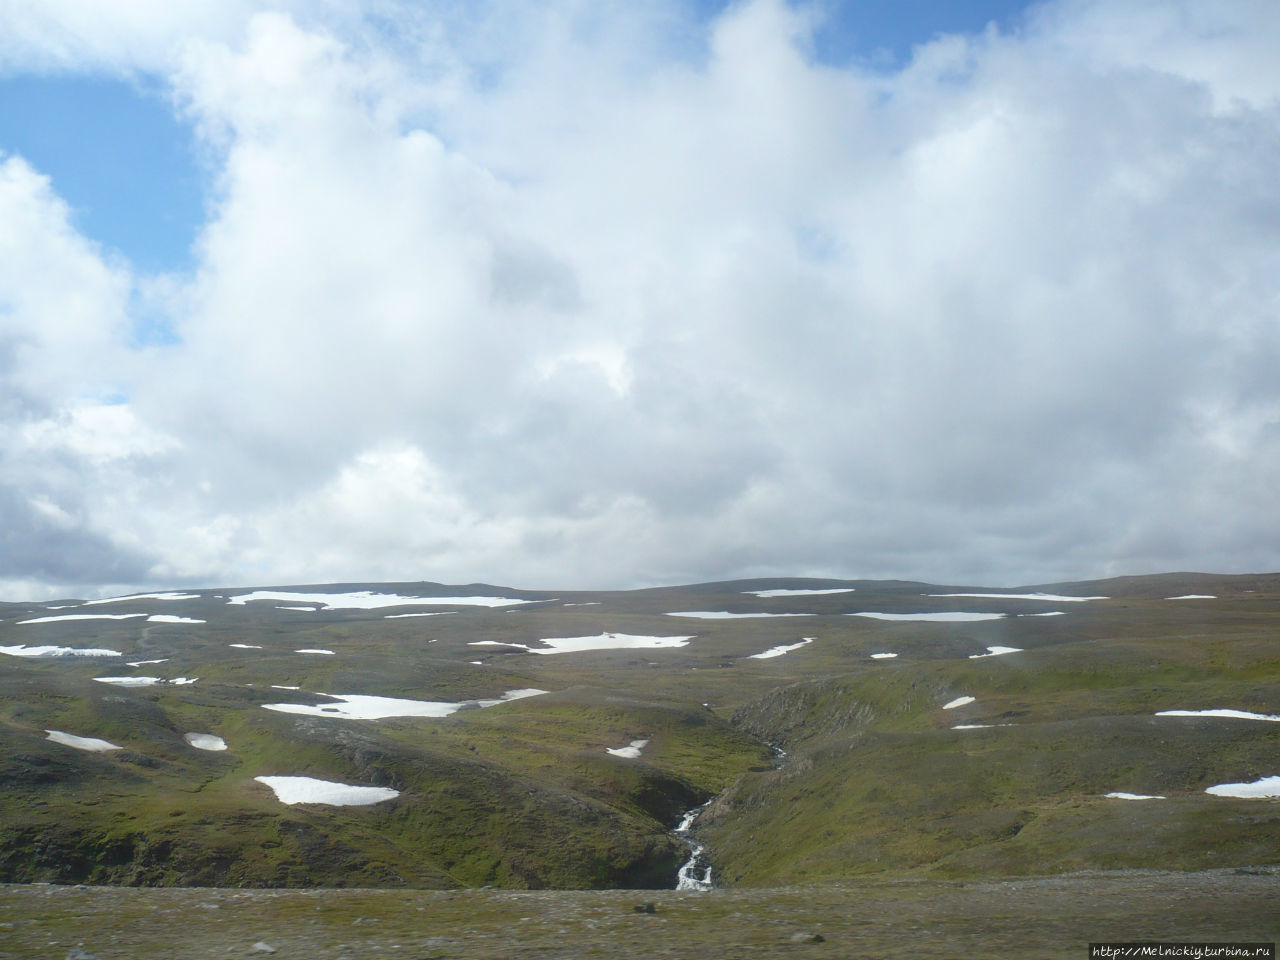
[743,588,854,597]
[606,739,649,758]
[383,612,450,619]
[46,730,120,752]
[93,676,164,686]
[869,652,898,659]
[1155,709,1280,722]
[263,688,547,720]
[254,776,400,806]
[295,649,336,655]
[227,590,537,609]
[1,644,121,658]
[749,638,815,660]
[471,633,696,655]
[83,593,200,605]
[942,696,976,710]
[146,615,206,624]
[229,643,262,649]
[1205,776,1280,799]
[1167,595,1216,600]
[94,676,197,686]
[1105,792,1165,800]
[127,658,169,666]
[927,593,1107,602]
[666,611,814,619]
[969,646,1023,659]
[850,612,1005,622]
[19,614,145,625]
[184,733,228,751]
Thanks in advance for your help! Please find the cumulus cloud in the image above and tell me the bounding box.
[0,0,1278,597]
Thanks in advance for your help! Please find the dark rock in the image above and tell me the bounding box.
[633,902,657,914]
[788,931,825,944]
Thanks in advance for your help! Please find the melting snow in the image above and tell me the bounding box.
[271,684,301,690]
[850,612,1005,622]
[127,658,169,667]
[19,614,145,624]
[606,739,649,758]
[229,643,263,649]
[473,633,696,655]
[384,612,450,619]
[969,646,1023,659]
[295,649,336,655]
[1205,776,1280,799]
[927,593,1107,602]
[1167,594,1216,600]
[749,638,815,659]
[952,723,1012,729]
[46,730,120,752]
[83,592,200,605]
[254,776,400,806]
[1156,709,1280,722]
[667,611,814,619]
[185,733,228,751]
[0,644,121,658]
[1105,792,1165,800]
[227,590,536,609]
[869,652,898,659]
[263,688,547,720]
[744,588,855,597]
[93,676,164,686]
[942,696,976,710]
[147,615,206,624]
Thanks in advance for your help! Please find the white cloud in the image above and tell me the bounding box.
[2,0,1280,596]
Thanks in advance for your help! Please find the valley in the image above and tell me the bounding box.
[1,573,1278,910]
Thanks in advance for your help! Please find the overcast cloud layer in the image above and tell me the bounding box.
[2,0,1279,599]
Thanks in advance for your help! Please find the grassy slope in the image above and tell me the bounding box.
[2,573,1278,889]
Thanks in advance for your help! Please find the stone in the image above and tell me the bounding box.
[788,931,825,944]
[633,902,657,914]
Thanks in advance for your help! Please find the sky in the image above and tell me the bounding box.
[1,0,1278,600]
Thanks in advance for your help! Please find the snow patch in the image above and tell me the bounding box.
[147,615,206,624]
[46,730,120,752]
[1105,792,1165,800]
[1156,709,1280,722]
[295,649,335,655]
[606,739,649,758]
[254,776,400,806]
[19,614,145,624]
[384,612,450,619]
[477,633,695,655]
[748,638,815,660]
[952,723,1012,729]
[667,611,814,619]
[1167,594,1216,600]
[227,590,537,609]
[229,643,262,649]
[744,588,854,597]
[927,593,1107,602]
[83,593,200,605]
[942,696,976,710]
[263,688,547,720]
[127,658,169,666]
[851,612,1005,622]
[0,644,121,658]
[869,652,898,659]
[184,733,227,751]
[969,645,1023,659]
[93,676,164,686]
[1205,776,1280,799]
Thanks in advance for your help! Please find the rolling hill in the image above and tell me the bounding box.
[2,573,1278,890]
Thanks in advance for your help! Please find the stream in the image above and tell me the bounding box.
[674,801,714,891]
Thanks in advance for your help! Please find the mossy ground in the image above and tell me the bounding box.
[2,573,1279,891]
